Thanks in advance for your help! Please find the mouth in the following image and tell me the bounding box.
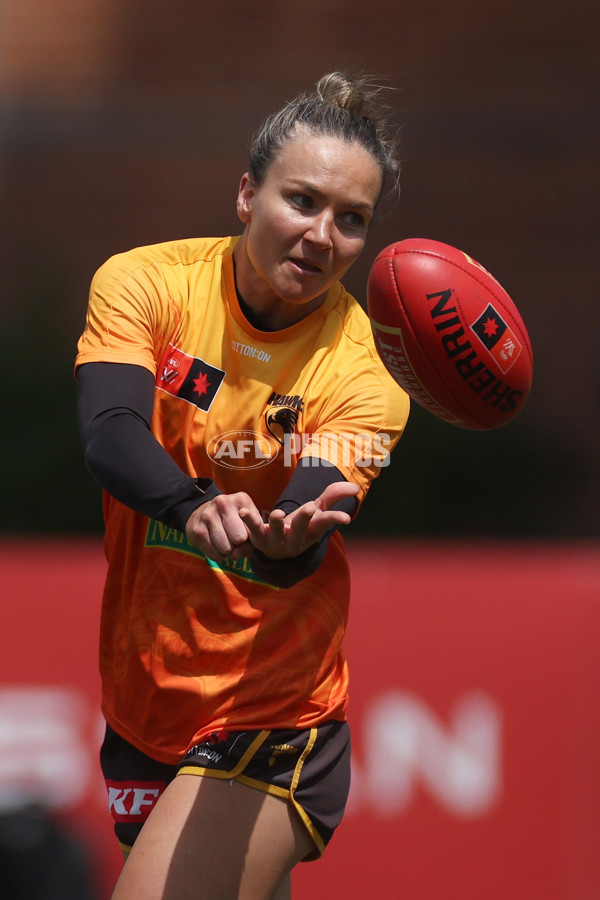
[289,256,323,275]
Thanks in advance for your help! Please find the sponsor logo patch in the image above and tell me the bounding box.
[157,344,225,411]
[106,780,166,822]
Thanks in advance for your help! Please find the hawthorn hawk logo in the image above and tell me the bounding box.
[265,392,303,444]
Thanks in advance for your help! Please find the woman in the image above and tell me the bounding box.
[76,72,410,899]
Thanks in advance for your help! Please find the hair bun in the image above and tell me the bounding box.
[316,72,365,116]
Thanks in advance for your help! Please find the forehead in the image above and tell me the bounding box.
[266,131,383,206]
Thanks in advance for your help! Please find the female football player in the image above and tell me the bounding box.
[76,71,409,899]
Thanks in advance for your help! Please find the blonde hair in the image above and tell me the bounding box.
[248,72,401,206]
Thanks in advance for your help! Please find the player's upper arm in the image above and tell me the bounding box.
[76,251,176,375]
[301,362,409,509]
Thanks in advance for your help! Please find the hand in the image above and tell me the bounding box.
[185,493,258,562]
[239,481,359,560]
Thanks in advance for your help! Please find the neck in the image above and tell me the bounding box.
[233,243,325,332]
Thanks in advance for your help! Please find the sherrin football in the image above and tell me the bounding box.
[367,238,533,430]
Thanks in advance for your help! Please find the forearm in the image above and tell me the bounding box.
[76,362,219,531]
[249,458,357,588]
[83,412,219,531]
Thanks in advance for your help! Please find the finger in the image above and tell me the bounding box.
[204,518,235,558]
[229,539,254,560]
[314,481,360,511]
[239,506,268,541]
[279,503,316,548]
[308,509,352,535]
[267,508,287,539]
[218,508,251,547]
[186,510,229,559]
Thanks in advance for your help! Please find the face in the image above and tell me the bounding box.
[234,129,383,330]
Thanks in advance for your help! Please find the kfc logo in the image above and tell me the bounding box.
[106,780,166,822]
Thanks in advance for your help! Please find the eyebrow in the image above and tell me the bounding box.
[288,180,375,214]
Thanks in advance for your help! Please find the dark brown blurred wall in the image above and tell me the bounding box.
[1,0,598,536]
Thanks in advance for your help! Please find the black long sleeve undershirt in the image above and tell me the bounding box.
[76,362,356,587]
[77,362,220,531]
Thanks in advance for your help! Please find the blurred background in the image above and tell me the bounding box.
[1,1,599,898]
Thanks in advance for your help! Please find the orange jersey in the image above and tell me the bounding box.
[76,236,409,764]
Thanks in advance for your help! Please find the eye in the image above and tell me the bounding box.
[341,210,368,229]
[289,193,314,210]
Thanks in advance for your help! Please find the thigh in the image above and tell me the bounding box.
[100,723,177,852]
[110,773,313,900]
[179,721,351,860]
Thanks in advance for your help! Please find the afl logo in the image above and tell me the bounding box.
[207,430,279,469]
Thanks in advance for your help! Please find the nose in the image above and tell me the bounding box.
[305,210,334,249]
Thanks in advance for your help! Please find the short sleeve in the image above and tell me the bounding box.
[300,361,410,507]
[75,250,179,375]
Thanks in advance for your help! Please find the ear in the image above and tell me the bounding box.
[236,173,255,225]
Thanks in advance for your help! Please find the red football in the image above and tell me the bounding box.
[367,238,533,429]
